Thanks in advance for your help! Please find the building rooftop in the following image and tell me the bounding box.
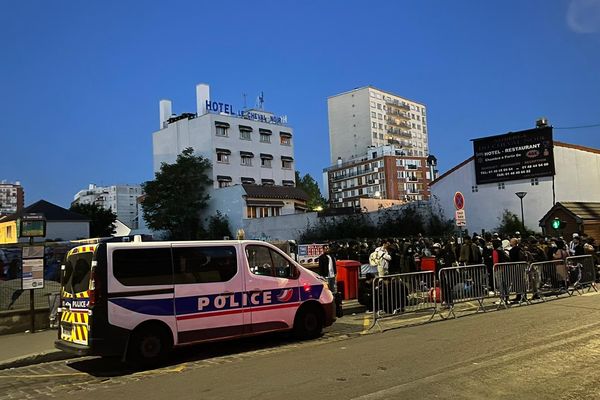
[242,185,309,202]
[2,200,89,222]
[539,202,600,225]
[327,85,425,105]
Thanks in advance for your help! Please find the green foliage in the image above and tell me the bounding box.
[496,209,531,236]
[70,203,117,238]
[141,148,213,240]
[205,211,233,240]
[295,171,326,210]
[298,203,454,242]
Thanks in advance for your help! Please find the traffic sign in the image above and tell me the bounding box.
[454,192,465,210]
[455,209,466,227]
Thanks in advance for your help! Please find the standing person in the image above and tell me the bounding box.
[372,242,392,277]
[569,233,584,256]
[318,245,337,294]
[459,237,482,265]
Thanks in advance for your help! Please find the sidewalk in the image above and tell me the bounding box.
[0,300,367,370]
[0,328,73,369]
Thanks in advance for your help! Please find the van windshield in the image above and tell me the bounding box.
[63,252,93,294]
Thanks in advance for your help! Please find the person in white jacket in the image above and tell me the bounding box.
[374,242,393,277]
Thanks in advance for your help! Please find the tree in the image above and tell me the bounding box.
[495,209,531,236]
[70,203,117,238]
[295,171,326,211]
[205,211,233,240]
[141,148,213,240]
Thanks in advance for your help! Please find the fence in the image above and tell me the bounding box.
[566,255,598,295]
[0,244,70,312]
[369,271,438,330]
[438,264,489,319]
[367,255,598,330]
[493,262,530,308]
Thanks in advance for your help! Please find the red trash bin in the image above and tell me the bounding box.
[420,256,437,272]
[336,260,361,300]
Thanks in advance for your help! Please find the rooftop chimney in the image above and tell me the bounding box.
[159,100,172,129]
[196,83,210,116]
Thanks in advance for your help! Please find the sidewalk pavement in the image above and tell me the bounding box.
[0,300,368,370]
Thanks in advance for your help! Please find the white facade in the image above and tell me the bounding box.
[153,83,296,189]
[328,86,429,163]
[430,142,600,234]
[73,184,143,229]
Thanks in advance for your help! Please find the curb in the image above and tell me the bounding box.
[0,350,77,370]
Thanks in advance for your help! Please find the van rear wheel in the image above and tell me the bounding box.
[293,305,323,339]
[127,326,171,368]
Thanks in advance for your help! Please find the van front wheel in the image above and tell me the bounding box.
[127,326,171,367]
[293,305,323,339]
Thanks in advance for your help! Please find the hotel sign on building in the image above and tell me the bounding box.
[473,127,555,185]
[205,100,288,125]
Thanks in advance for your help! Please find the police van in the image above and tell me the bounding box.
[55,238,336,365]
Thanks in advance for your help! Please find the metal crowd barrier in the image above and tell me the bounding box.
[566,255,597,295]
[493,262,529,308]
[369,271,438,330]
[529,260,569,298]
[438,264,488,319]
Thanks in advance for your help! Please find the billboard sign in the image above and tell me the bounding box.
[473,127,555,185]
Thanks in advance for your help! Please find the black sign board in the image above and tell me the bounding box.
[473,127,555,185]
[17,213,47,238]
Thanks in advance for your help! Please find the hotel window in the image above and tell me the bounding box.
[281,156,294,169]
[280,132,292,146]
[282,180,295,187]
[240,151,254,166]
[259,128,272,143]
[472,185,478,193]
[261,179,275,186]
[215,148,231,164]
[217,175,232,188]
[241,177,256,184]
[260,153,273,168]
[498,183,505,190]
[215,122,229,137]
[239,125,252,140]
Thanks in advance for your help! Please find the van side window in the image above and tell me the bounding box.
[245,245,296,279]
[113,248,173,286]
[173,246,237,284]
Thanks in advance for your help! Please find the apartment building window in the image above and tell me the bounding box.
[239,125,252,140]
[215,122,229,137]
[372,132,377,138]
[472,185,478,193]
[216,148,231,164]
[372,122,377,128]
[261,179,275,186]
[282,180,295,187]
[370,101,376,108]
[377,103,382,110]
[280,132,292,146]
[217,175,232,188]
[531,178,539,186]
[378,113,382,120]
[371,111,376,118]
[241,177,256,184]
[240,151,254,166]
[281,156,294,169]
[498,183,505,190]
[260,153,273,168]
[378,123,383,129]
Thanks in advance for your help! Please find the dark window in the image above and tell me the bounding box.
[113,248,173,286]
[245,245,296,279]
[64,252,93,294]
[173,246,237,284]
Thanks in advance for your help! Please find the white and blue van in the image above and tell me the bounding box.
[55,238,336,365]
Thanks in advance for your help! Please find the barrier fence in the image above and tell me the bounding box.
[368,255,598,330]
[370,271,438,330]
[566,255,598,295]
[438,264,488,319]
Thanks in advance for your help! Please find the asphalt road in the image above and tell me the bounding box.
[2,292,600,399]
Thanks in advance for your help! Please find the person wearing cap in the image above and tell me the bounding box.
[569,233,584,256]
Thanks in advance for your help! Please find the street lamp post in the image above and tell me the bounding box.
[515,191,527,234]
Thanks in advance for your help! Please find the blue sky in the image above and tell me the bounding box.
[2,0,600,208]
